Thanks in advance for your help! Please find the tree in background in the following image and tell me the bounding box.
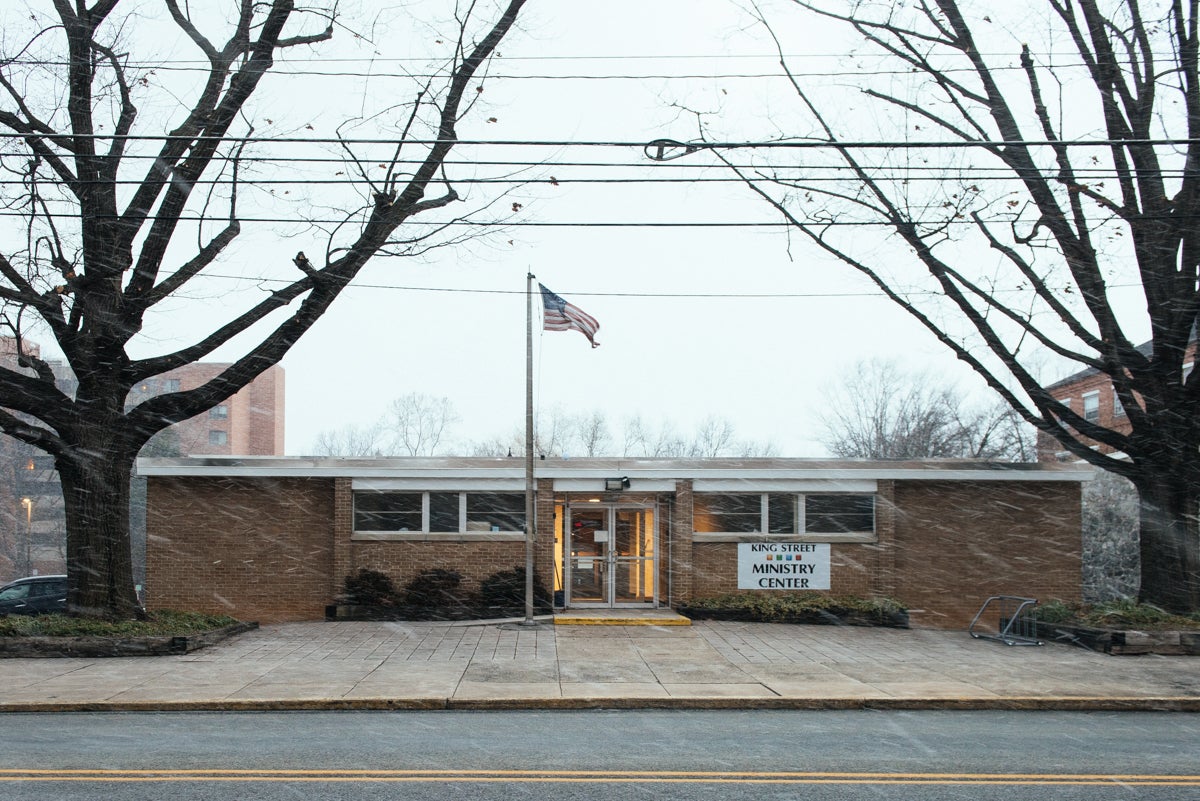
[466,410,778,458]
[387,393,462,456]
[819,360,1034,461]
[0,0,526,617]
[312,422,389,458]
[704,1,1200,612]
[311,393,460,457]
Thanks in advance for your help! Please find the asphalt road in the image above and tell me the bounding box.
[1,710,1197,799]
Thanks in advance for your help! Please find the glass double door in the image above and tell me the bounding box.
[566,505,656,607]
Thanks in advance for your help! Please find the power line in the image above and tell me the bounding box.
[0,167,1166,188]
[0,210,1184,227]
[153,271,1148,299]
[0,60,1110,81]
[2,132,1196,149]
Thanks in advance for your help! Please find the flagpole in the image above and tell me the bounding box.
[522,272,536,626]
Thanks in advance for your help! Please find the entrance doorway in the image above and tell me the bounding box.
[564,504,656,607]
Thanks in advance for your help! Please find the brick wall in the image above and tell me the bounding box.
[346,540,527,597]
[671,480,694,604]
[892,481,1082,628]
[145,476,334,622]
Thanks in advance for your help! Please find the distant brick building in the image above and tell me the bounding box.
[131,364,285,457]
[0,337,285,581]
[1038,337,1196,460]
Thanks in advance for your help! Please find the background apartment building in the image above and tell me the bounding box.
[1038,337,1195,461]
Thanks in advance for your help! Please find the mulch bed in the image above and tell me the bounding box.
[0,621,259,658]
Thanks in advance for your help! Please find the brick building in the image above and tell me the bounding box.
[131,364,285,457]
[1039,337,1196,460]
[140,456,1090,629]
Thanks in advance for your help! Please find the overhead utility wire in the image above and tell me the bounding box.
[0,211,1187,227]
[0,63,1108,80]
[177,272,1145,299]
[1,153,1155,174]
[1,133,1195,149]
[0,167,1161,187]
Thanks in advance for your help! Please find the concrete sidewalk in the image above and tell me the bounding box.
[0,619,1196,712]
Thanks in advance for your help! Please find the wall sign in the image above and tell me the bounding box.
[737,542,830,590]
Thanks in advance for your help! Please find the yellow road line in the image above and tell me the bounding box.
[0,769,1197,786]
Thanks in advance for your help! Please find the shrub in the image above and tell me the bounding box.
[0,610,239,638]
[402,569,467,608]
[479,566,551,610]
[1030,598,1200,630]
[679,592,908,627]
[342,568,398,605]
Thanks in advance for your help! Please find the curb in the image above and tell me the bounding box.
[1,696,1197,714]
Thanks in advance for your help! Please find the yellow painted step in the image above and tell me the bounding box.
[553,610,691,626]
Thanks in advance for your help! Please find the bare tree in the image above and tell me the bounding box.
[311,393,460,456]
[0,0,526,617]
[691,415,736,457]
[470,410,777,457]
[311,422,387,458]
[697,1,1200,612]
[820,360,1034,460]
[574,410,612,457]
[384,392,460,456]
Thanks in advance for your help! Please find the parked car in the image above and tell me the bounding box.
[0,575,67,616]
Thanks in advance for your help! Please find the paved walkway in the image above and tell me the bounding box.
[0,620,1196,711]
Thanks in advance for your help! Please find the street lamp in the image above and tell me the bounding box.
[20,498,32,576]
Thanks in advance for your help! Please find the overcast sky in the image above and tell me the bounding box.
[267,0,973,456]
[19,0,1153,456]
[262,0,919,456]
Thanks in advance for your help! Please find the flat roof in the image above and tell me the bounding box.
[136,456,1093,482]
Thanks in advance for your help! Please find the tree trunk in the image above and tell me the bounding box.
[1135,472,1200,614]
[57,447,141,620]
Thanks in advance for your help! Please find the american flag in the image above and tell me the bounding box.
[539,283,600,347]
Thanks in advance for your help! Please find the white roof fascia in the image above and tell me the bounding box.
[692,479,878,493]
[353,478,526,491]
[136,457,1093,483]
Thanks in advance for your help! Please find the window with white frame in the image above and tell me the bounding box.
[693,493,874,536]
[466,492,526,531]
[208,430,228,445]
[1082,391,1100,422]
[355,492,421,531]
[353,491,526,534]
[1112,388,1126,418]
[209,404,229,419]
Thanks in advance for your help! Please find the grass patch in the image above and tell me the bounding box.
[679,592,908,627]
[0,610,241,638]
[1031,599,1200,631]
